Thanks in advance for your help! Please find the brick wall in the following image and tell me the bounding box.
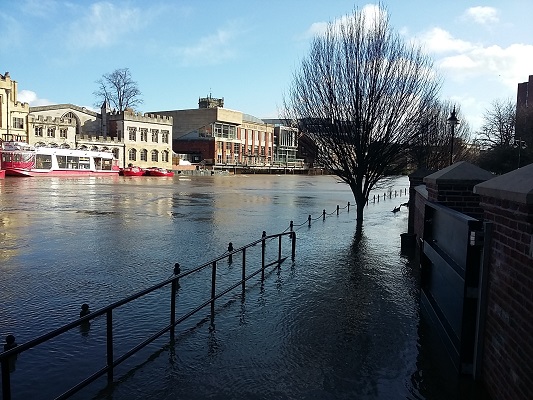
[426,182,485,220]
[478,194,533,400]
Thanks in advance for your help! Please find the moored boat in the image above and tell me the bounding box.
[144,167,174,177]
[121,165,145,176]
[0,169,5,179]
[0,141,120,177]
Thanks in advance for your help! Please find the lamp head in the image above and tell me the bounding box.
[447,106,459,126]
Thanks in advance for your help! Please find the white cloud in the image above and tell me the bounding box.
[462,7,499,25]
[67,2,146,49]
[176,28,238,66]
[17,90,53,106]
[20,0,58,17]
[301,4,386,39]
[418,27,475,54]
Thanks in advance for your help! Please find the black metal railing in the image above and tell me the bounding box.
[0,230,296,400]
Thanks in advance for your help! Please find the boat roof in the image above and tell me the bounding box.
[1,141,115,159]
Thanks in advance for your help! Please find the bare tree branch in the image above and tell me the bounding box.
[93,68,143,112]
[282,5,441,237]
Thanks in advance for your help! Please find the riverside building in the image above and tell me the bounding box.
[0,72,173,170]
[151,96,305,172]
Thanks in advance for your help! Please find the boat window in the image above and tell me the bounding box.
[102,159,112,170]
[57,155,67,168]
[79,157,90,169]
[35,154,52,170]
[67,156,79,169]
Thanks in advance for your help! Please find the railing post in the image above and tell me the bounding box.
[261,231,266,281]
[308,215,311,227]
[347,201,350,212]
[291,231,296,260]
[170,279,176,340]
[1,358,12,400]
[289,220,293,232]
[106,310,113,383]
[211,261,217,316]
[278,234,282,265]
[322,209,326,221]
[242,248,246,291]
[337,205,339,215]
[170,265,179,340]
[228,242,233,263]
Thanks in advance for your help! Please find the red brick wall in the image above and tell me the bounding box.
[479,195,533,400]
[426,182,484,220]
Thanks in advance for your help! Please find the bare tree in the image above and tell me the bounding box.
[93,68,143,112]
[410,101,476,170]
[477,98,515,149]
[282,6,440,237]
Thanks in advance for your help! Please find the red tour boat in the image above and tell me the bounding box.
[144,167,174,177]
[120,165,145,176]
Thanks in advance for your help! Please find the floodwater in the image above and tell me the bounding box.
[0,174,463,400]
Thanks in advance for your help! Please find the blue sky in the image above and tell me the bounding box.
[1,0,532,133]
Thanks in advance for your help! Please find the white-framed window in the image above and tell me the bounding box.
[47,127,55,138]
[162,150,169,162]
[59,128,67,138]
[35,126,43,137]
[140,149,148,161]
[151,150,158,162]
[140,128,148,142]
[161,130,169,143]
[128,127,137,141]
[128,148,137,161]
[151,129,159,142]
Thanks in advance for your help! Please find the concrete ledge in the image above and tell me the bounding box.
[474,163,533,204]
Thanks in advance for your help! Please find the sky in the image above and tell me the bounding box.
[1,0,532,133]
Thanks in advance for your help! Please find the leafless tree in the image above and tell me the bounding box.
[282,6,440,237]
[411,101,476,170]
[477,98,515,149]
[93,68,143,112]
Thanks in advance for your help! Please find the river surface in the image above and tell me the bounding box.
[0,174,462,400]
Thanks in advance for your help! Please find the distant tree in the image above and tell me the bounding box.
[477,98,515,149]
[410,101,476,171]
[93,68,143,112]
[282,6,440,237]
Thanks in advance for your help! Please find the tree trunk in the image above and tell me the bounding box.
[354,193,365,241]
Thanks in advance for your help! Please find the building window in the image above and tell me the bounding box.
[47,127,56,138]
[161,130,169,143]
[35,126,43,137]
[112,148,119,159]
[140,128,148,142]
[151,150,158,162]
[128,127,137,141]
[214,123,236,139]
[151,129,159,142]
[140,149,148,161]
[162,150,169,162]
[60,128,67,138]
[12,117,24,129]
[128,148,137,161]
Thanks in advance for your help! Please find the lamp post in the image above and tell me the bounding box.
[447,105,459,165]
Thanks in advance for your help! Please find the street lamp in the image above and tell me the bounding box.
[447,105,459,165]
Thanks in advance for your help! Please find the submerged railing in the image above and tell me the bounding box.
[0,231,295,400]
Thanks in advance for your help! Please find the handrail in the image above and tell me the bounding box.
[0,231,295,400]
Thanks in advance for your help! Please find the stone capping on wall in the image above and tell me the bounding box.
[423,161,494,186]
[473,162,533,204]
